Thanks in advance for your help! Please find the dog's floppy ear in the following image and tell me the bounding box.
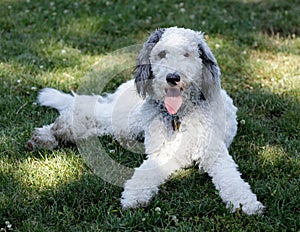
[198,40,221,84]
[135,28,165,98]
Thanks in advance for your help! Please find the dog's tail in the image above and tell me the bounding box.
[38,88,74,112]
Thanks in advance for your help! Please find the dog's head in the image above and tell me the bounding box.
[135,27,220,115]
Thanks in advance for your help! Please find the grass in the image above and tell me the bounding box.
[0,0,299,231]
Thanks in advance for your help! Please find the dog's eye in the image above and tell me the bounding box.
[158,50,166,59]
[183,53,189,57]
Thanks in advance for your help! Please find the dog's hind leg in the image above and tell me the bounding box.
[26,88,98,150]
[26,80,143,150]
[26,111,80,150]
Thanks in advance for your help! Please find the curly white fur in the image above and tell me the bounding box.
[27,27,264,215]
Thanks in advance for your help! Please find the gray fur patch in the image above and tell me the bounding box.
[135,28,166,98]
[198,43,220,82]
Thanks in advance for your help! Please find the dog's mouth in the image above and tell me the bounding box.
[164,87,183,115]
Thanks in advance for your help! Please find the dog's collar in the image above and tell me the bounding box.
[148,90,205,132]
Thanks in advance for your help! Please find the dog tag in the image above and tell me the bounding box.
[171,115,181,131]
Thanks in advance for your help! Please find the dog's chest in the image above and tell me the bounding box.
[163,112,208,161]
[143,108,212,164]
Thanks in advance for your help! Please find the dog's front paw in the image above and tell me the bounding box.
[242,201,265,215]
[121,187,158,209]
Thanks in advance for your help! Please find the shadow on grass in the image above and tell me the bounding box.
[0,0,299,64]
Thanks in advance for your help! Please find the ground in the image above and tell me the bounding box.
[0,0,299,231]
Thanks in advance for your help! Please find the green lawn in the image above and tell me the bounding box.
[1,0,299,231]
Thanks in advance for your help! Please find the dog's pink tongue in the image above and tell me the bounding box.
[164,88,182,115]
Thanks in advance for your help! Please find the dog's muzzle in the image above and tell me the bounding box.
[164,73,183,115]
[166,72,180,87]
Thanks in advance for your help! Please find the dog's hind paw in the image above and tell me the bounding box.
[25,136,58,151]
[26,126,58,150]
[25,139,37,151]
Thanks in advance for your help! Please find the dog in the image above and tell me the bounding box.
[26,27,264,215]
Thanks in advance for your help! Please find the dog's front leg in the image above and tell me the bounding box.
[121,154,182,209]
[204,144,265,215]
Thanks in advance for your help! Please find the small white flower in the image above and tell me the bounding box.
[8,5,12,9]
[240,119,246,125]
[31,86,37,90]
[63,9,69,14]
[179,8,186,13]
[5,221,12,229]
[50,2,55,6]
[171,215,179,224]
[39,65,44,69]
[63,58,67,62]
[155,207,161,212]
[17,79,21,83]
[145,16,152,24]
[61,49,66,54]
[189,15,195,20]
[215,44,220,49]
[141,217,146,222]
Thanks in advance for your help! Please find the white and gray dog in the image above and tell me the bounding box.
[27,27,264,215]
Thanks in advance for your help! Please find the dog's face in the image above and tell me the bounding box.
[135,27,220,115]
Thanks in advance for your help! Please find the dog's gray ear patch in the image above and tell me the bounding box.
[147,28,165,44]
[198,43,220,81]
[135,28,165,98]
[135,64,153,98]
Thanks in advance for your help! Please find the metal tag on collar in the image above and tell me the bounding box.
[171,115,181,131]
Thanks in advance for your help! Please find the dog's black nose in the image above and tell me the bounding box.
[166,73,180,86]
